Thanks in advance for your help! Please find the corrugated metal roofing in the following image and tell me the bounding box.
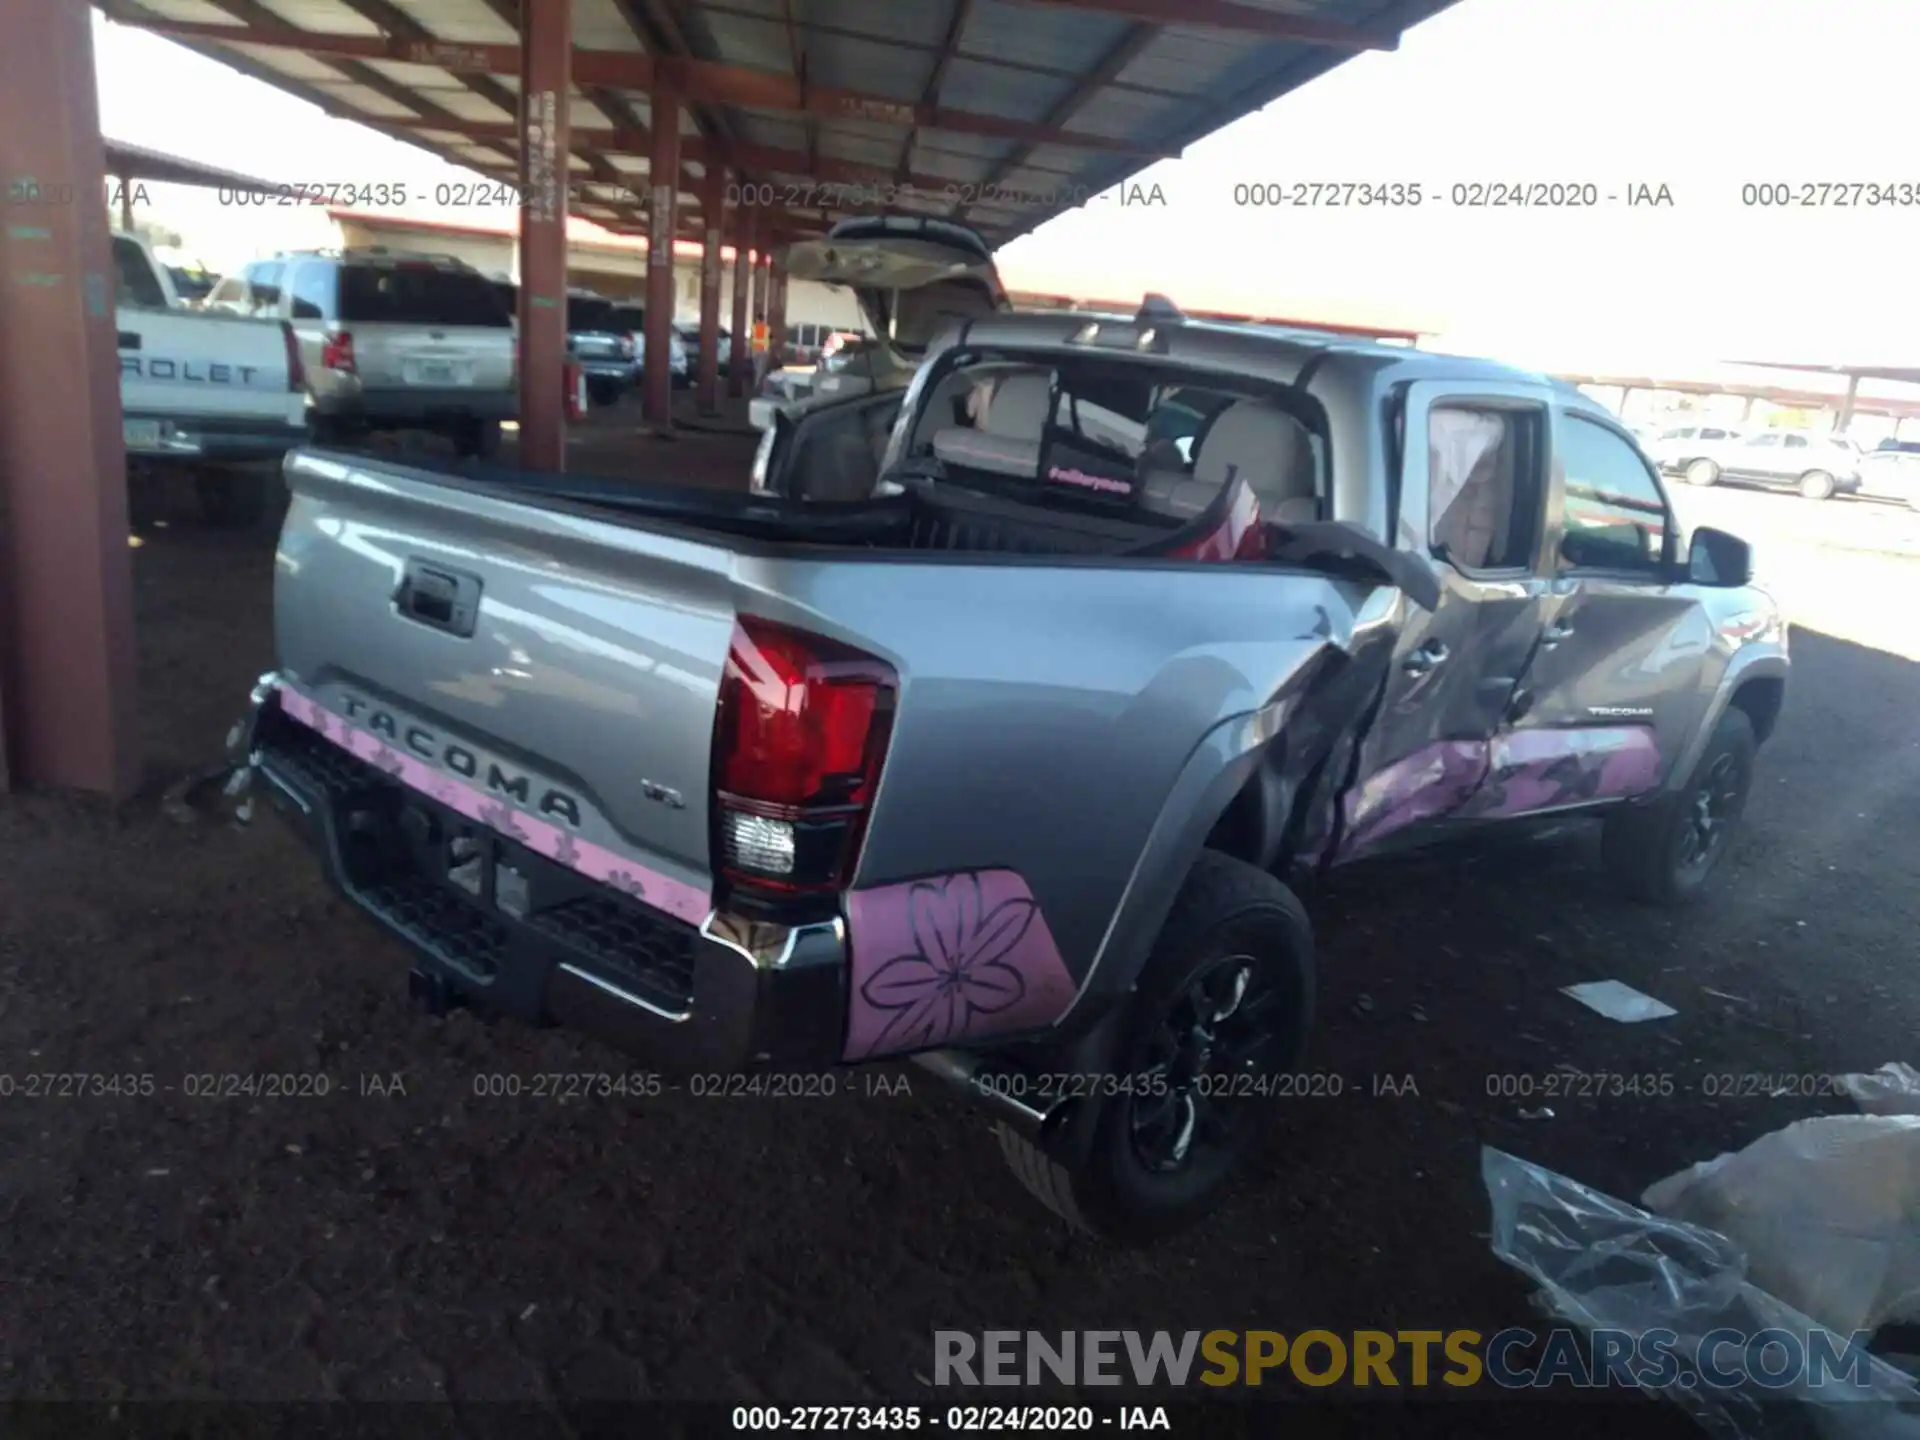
[96,0,1460,246]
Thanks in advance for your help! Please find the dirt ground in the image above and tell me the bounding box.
[3,414,1918,1436]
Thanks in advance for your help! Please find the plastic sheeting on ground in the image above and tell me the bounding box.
[1482,1059,1920,1439]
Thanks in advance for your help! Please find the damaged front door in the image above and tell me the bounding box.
[1333,381,1557,860]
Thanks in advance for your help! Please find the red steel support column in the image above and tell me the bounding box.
[516,0,571,471]
[643,89,682,432]
[0,0,140,796]
[728,206,753,397]
[767,253,788,367]
[117,172,134,233]
[696,164,726,414]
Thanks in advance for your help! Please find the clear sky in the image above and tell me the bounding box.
[92,0,1920,366]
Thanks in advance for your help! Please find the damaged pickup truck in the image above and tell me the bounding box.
[237,293,1787,1241]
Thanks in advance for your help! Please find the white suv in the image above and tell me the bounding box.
[215,248,518,457]
[1661,428,1863,501]
[1641,422,1744,470]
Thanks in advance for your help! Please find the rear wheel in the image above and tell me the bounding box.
[994,851,1314,1242]
[1601,707,1756,905]
[1684,458,1720,487]
[1798,469,1836,500]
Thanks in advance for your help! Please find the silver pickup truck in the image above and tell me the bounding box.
[237,299,1787,1241]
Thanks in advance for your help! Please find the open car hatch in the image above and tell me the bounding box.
[782,217,1008,364]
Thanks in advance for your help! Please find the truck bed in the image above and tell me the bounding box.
[267,446,1383,981]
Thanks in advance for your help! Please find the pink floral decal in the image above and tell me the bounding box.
[478,800,529,842]
[843,871,1077,1061]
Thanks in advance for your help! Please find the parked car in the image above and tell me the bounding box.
[1640,422,1744,470]
[237,286,1787,1241]
[817,328,867,360]
[674,321,731,379]
[609,303,690,389]
[1660,428,1863,500]
[748,216,1009,431]
[563,291,636,406]
[210,247,516,458]
[488,280,596,415]
[782,322,862,365]
[1857,439,1920,510]
[113,231,308,522]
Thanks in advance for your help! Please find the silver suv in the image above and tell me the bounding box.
[215,248,517,457]
[1663,427,1863,500]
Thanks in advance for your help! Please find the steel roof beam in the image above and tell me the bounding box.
[958,18,1158,224]
[376,116,959,197]
[607,0,744,159]
[475,0,652,189]
[894,0,969,196]
[104,13,1177,155]
[691,0,1195,101]
[1016,0,1397,48]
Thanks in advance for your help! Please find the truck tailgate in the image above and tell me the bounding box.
[118,307,302,428]
[273,452,735,916]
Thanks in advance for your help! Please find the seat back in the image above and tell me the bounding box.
[1195,401,1319,522]
[931,370,1053,477]
[1142,400,1319,522]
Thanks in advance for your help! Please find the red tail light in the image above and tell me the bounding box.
[711,617,896,899]
[280,320,305,391]
[320,330,355,374]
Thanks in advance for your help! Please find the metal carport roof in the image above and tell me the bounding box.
[104,136,277,192]
[94,0,1460,248]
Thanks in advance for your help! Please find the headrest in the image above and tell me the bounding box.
[1195,401,1315,503]
[981,372,1053,437]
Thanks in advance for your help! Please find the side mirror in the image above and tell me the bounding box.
[1687,526,1752,587]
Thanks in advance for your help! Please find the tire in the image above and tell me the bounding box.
[1684,458,1720,487]
[1601,708,1757,906]
[451,419,502,460]
[195,467,265,527]
[994,850,1314,1242]
[1798,470,1836,500]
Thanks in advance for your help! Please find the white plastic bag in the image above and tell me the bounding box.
[1843,1064,1920,1118]
[1485,1146,1920,1440]
[1643,1115,1920,1337]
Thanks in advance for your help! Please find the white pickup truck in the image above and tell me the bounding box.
[114,231,307,518]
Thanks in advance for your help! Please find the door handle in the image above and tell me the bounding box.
[118,330,141,349]
[394,560,482,637]
[1402,639,1449,674]
[1542,619,1576,649]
